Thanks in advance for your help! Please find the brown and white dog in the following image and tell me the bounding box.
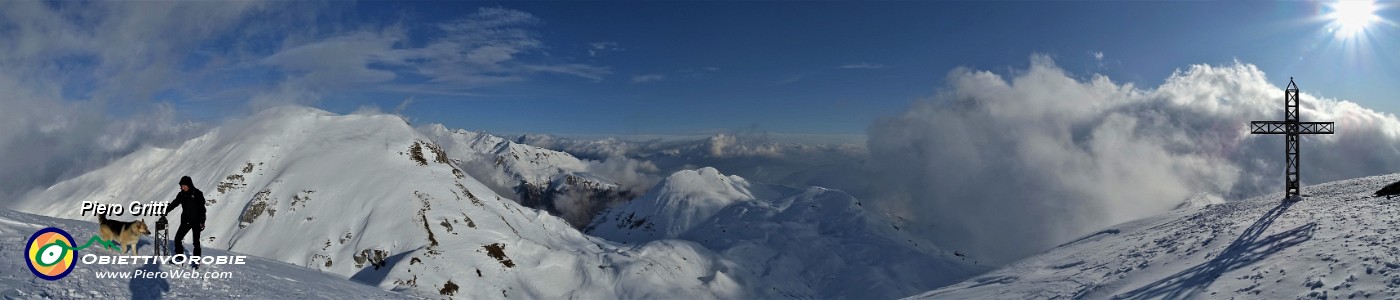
[97,214,152,255]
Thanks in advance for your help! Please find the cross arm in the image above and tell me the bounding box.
[1249,121,1336,134]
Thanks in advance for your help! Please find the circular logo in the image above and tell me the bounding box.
[26,227,76,281]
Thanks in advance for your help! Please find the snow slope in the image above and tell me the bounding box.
[0,208,408,299]
[419,124,636,227]
[589,167,990,298]
[914,173,1400,299]
[8,106,739,298]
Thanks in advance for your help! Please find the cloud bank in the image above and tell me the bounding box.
[0,2,265,201]
[442,54,1400,266]
[864,55,1400,264]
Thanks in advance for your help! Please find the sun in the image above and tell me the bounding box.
[1329,0,1379,38]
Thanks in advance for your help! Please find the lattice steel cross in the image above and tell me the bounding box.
[1249,78,1335,199]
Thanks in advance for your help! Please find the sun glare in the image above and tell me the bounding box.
[1330,0,1379,38]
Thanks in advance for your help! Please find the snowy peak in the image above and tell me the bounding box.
[421,126,591,182]
[916,173,1400,299]
[12,106,509,296]
[657,167,757,198]
[587,167,762,242]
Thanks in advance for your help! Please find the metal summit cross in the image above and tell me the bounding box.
[1249,77,1335,200]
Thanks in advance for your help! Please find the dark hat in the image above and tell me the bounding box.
[179,176,194,187]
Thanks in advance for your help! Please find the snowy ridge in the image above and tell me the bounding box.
[589,167,989,298]
[420,124,592,187]
[419,124,635,226]
[9,106,736,298]
[0,209,409,299]
[914,173,1400,299]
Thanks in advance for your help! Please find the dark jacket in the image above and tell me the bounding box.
[166,188,207,224]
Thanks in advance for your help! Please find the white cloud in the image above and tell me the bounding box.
[244,77,328,112]
[394,96,415,116]
[589,41,621,56]
[1092,51,1104,61]
[839,62,887,69]
[0,1,271,202]
[584,157,661,199]
[523,64,610,82]
[263,7,610,92]
[862,54,1400,264]
[702,133,780,158]
[632,74,664,83]
[0,1,273,102]
[261,31,402,86]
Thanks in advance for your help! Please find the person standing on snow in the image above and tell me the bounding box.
[163,176,206,261]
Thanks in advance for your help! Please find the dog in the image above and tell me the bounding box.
[1376,181,1400,200]
[97,214,152,255]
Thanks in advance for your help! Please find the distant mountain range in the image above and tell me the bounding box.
[7,106,984,298]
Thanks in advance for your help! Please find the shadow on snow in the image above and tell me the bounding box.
[129,262,170,300]
[1113,200,1316,300]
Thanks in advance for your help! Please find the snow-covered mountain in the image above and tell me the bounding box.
[419,124,638,227]
[7,106,985,299]
[588,167,989,298]
[0,209,410,299]
[9,107,731,298]
[587,168,765,242]
[914,173,1400,299]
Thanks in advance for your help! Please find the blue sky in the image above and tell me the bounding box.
[7,1,1400,137]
